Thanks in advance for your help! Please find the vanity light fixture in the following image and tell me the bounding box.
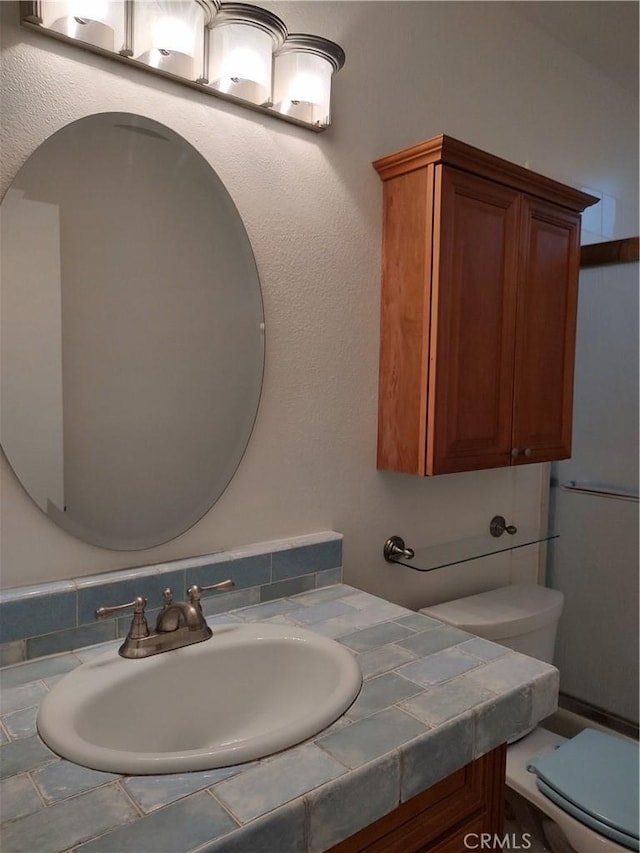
[38,0,125,51]
[273,34,345,129]
[208,3,286,106]
[134,0,216,80]
[20,0,345,131]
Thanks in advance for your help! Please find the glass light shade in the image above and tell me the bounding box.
[42,0,125,51]
[208,4,286,105]
[273,52,332,126]
[273,35,345,128]
[134,1,206,80]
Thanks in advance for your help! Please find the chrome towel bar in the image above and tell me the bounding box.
[559,480,639,503]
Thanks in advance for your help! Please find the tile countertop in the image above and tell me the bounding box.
[0,584,559,853]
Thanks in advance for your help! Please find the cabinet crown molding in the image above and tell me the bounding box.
[373,134,598,213]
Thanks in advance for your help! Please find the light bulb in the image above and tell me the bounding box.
[151,16,194,54]
[286,71,323,106]
[220,47,268,87]
[69,0,109,21]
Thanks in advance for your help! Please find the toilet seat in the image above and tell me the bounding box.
[527,729,639,852]
[535,778,638,851]
[507,728,634,853]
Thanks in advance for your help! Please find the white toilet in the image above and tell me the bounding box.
[420,585,639,853]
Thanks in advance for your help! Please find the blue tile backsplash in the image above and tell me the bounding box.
[0,532,343,663]
[271,540,343,581]
[1,592,77,645]
[185,553,271,592]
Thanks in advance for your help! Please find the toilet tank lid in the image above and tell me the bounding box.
[419,585,564,640]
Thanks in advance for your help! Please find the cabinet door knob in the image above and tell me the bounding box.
[512,447,533,459]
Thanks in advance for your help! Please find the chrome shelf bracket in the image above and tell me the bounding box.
[383,535,415,563]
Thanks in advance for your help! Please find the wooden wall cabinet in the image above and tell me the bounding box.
[374,135,597,476]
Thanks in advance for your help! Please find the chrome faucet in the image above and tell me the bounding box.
[96,579,235,659]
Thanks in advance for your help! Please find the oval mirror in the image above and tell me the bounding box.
[0,113,264,550]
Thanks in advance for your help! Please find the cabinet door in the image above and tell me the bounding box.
[427,167,520,474]
[512,197,580,463]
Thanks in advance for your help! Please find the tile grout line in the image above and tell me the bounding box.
[206,785,243,827]
[0,717,12,743]
[26,764,58,809]
[24,767,50,808]
[114,778,146,818]
[46,779,145,852]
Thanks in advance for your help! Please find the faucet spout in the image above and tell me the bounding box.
[156,602,203,633]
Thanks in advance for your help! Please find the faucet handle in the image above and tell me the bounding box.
[95,596,147,619]
[161,588,173,608]
[95,596,149,640]
[187,579,235,604]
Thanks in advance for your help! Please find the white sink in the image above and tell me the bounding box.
[37,622,361,774]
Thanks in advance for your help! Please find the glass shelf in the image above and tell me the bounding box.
[386,527,558,573]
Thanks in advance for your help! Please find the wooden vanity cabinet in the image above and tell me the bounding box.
[374,135,596,475]
[327,745,505,853]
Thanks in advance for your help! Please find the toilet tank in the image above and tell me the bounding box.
[420,585,564,664]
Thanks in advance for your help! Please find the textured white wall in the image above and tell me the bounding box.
[1,2,638,609]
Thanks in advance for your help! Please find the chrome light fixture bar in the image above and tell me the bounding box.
[19,0,345,132]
